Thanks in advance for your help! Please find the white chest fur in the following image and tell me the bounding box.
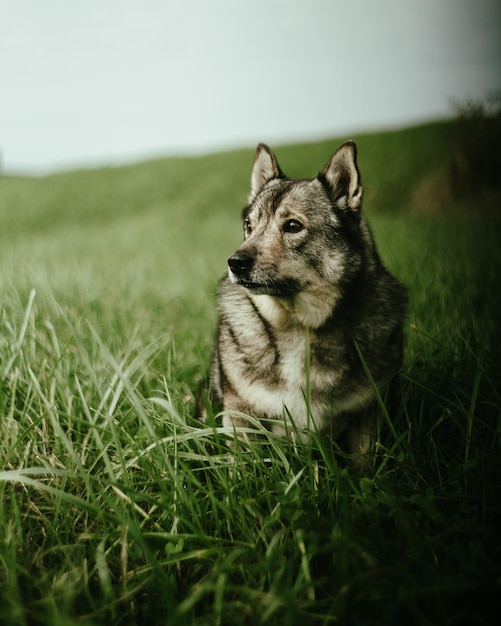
[234,293,374,435]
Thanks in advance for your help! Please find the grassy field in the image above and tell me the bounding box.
[1,118,500,625]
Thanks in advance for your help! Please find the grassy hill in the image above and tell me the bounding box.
[1,118,500,625]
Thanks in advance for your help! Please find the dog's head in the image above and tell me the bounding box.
[228,141,371,301]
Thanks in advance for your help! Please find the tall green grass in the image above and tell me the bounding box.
[1,120,500,625]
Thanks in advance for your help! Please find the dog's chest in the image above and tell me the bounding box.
[233,292,349,429]
[260,328,343,427]
[275,330,307,386]
[274,329,340,393]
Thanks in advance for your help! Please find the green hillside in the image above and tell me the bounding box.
[1,119,499,381]
[1,118,500,625]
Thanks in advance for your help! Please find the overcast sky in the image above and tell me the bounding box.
[1,0,500,174]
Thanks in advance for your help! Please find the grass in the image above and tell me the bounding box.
[1,118,500,625]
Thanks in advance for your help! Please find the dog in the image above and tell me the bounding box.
[199,141,406,458]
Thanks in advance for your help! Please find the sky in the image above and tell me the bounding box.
[1,0,501,174]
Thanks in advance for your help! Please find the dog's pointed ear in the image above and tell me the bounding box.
[320,141,363,211]
[250,143,283,199]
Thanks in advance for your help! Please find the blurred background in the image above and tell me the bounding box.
[2,0,500,175]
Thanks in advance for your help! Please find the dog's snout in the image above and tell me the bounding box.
[228,251,253,275]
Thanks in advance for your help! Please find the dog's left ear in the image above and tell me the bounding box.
[250,143,283,200]
[320,141,363,211]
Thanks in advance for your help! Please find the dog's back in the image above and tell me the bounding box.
[200,141,406,456]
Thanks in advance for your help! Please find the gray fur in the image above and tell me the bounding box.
[199,141,406,457]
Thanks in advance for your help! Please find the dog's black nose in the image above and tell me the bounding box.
[228,251,253,275]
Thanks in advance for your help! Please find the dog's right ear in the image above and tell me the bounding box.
[250,143,283,199]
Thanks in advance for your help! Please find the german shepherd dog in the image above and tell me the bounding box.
[199,141,406,458]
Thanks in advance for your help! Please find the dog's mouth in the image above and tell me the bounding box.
[230,272,301,297]
[240,280,279,295]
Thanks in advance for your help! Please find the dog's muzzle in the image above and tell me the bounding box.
[227,251,301,296]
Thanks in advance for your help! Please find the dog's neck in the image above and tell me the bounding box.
[250,285,342,331]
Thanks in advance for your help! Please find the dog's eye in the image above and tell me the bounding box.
[283,219,304,234]
[244,219,252,236]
